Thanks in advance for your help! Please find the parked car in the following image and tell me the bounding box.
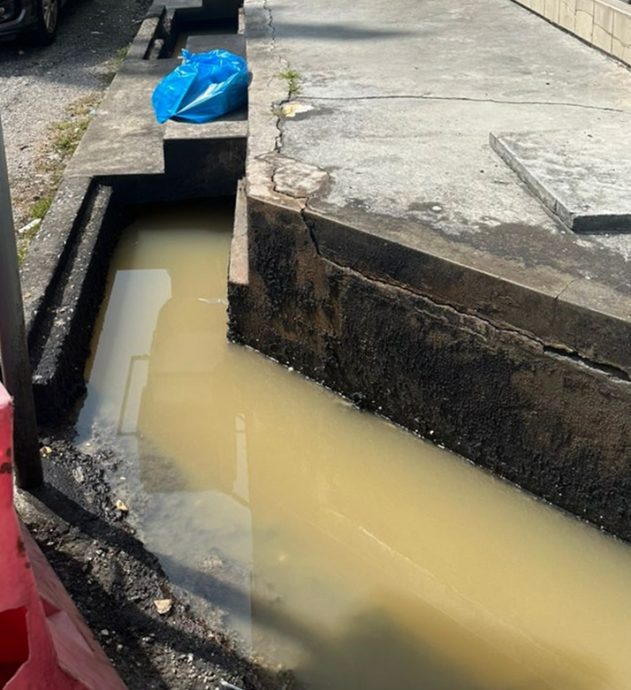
[0,0,65,44]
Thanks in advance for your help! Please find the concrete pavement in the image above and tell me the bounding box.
[244,0,631,372]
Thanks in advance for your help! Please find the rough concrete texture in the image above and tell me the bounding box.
[185,32,246,55]
[30,187,126,423]
[491,129,631,233]
[231,0,631,539]
[65,13,175,178]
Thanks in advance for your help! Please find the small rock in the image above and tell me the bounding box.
[219,681,244,690]
[17,218,41,236]
[154,598,172,615]
[41,446,53,456]
[72,467,85,484]
[115,499,129,513]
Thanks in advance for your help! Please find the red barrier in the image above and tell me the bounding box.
[0,385,128,690]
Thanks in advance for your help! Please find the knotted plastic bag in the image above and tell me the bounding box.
[152,49,248,124]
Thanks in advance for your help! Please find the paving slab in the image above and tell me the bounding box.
[243,0,631,373]
[490,129,631,233]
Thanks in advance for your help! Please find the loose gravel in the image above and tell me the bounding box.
[0,0,151,231]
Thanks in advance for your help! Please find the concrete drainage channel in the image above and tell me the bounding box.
[21,0,247,423]
[15,0,631,688]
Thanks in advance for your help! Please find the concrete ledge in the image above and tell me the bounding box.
[229,179,249,288]
[184,32,245,55]
[21,176,95,340]
[30,186,125,422]
[126,8,168,61]
[513,0,631,66]
[66,56,179,178]
[164,113,247,142]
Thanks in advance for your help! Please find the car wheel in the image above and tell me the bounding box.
[33,0,59,45]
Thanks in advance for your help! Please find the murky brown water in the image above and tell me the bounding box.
[78,201,631,690]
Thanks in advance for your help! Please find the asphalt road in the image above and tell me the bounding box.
[0,0,152,228]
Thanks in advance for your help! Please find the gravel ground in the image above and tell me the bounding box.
[0,0,151,231]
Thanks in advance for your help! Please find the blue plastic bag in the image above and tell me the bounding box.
[152,49,248,124]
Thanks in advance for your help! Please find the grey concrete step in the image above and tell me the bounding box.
[163,32,248,145]
[491,130,631,234]
[164,113,247,142]
[67,58,180,178]
[185,32,245,57]
[162,33,248,194]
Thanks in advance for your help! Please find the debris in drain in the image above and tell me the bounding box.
[154,598,173,615]
[220,680,245,690]
[17,218,41,236]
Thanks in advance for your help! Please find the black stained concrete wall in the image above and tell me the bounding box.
[29,185,127,423]
[229,196,631,542]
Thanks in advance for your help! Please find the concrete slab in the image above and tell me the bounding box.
[490,129,631,233]
[243,0,631,374]
[65,58,178,178]
[164,114,247,141]
[67,16,248,179]
[185,32,246,55]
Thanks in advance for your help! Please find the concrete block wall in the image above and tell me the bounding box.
[514,0,631,66]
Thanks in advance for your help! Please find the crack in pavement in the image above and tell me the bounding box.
[301,231,631,382]
[296,94,630,115]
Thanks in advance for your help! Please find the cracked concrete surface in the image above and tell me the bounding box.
[244,0,631,375]
[294,93,630,114]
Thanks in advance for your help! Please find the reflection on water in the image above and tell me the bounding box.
[77,201,631,690]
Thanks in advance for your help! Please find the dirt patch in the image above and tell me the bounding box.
[16,92,102,261]
[0,0,153,253]
[16,432,296,690]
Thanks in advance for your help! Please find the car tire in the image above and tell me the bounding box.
[33,0,59,45]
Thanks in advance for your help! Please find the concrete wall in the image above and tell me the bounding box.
[229,192,631,544]
[513,0,631,66]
